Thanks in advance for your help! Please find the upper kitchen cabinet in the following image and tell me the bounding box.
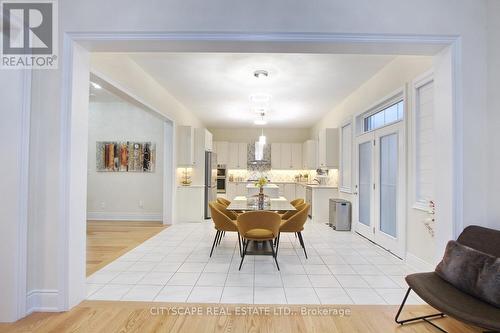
[204,130,213,152]
[317,128,339,168]
[213,141,229,165]
[177,125,195,166]
[302,140,317,169]
[271,143,281,169]
[228,142,247,169]
[271,143,302,169]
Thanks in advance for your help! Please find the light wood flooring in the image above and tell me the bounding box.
[0,301,482,333]
[86,221,167,276]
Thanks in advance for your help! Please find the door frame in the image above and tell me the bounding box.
[53,32,462,313]
[353,89,407,258]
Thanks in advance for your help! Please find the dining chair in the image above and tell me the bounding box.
[278,203,310,258]
[280,202,307,221]
[216,197,231,207]
[290,198,305,207]
[237,211,281,270]
[208,202,242,257]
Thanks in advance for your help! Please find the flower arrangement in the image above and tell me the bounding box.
[254,177,268,188]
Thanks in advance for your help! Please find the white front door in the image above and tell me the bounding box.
[355,122,405,257]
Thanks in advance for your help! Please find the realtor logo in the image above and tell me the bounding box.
[1,0,58,69]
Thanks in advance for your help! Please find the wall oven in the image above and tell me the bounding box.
[217,165,227,193]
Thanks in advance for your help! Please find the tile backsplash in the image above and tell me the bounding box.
[228,168,338,187]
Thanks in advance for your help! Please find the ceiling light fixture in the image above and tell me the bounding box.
[254,112,267,126]
[254,69,269,79]
[249,93,271,104]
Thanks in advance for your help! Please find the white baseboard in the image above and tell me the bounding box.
[26,289,59,314]
[87,212,162,221]
[405,252,434,272]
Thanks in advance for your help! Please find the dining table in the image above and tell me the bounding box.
[226,196,296,255]
[226,196,297,212]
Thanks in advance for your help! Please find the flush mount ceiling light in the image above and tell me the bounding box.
[253,69,269,79]
[90,81,102,90]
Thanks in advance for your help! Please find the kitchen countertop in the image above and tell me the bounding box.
[227,180,337,189]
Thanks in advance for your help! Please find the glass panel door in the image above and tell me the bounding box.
[379,133,398,237]
[358,141,372,227]
[355,132,374,241]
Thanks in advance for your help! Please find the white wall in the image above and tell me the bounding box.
[312,56,435,264]
[0,70,29,322]
[4,0,498,320]
[486,0,500,230]
[210,127,311,143]
[87,101,164,220]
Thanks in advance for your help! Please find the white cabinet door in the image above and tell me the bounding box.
[227,182,237,199]
[296,184,306,199]
[280,143,292,169]
[237,183,248,196]
[291,143,302,169]
[284,183,296,200]
[217,141,228,165]
[228,143,239,169]
[238,143,247,169]
[317,128,339,168]
[303,140,317,169]
[271,143,281,169]
[205,130,213,152]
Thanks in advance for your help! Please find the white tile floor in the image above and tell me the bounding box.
[87,221,425,305]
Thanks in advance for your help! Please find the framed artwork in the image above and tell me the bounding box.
[96,141,156,172]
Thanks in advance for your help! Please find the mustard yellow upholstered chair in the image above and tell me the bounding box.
[209,202,241,257]
[237,211,281,270]
[216,197,231,207]
[279,203,310,258]
[290,198,305,207]
[278,198,305,217]
[280,202,307,221]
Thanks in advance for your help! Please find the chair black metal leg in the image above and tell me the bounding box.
[237,233,242,257]
[275,233,281,256]
[217,230,223,245]
[238,239,250,270]
[395,287,447,332]
[269,240,280,271]
[210,230,220,257]
[297,232,308,259]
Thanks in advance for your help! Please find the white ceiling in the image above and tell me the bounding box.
[130,53,395,128]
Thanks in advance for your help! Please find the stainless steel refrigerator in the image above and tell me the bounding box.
[204,151,217,219]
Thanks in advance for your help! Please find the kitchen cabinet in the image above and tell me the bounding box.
[284,183,296,200]
[227,182,247,199]
[204,130,213,152]
[280,143,292,168]
[307,186,338,223]
[271,143,302,170]
[302,140,317,170]
[296,183,306,200]
[213,141,229,165]
[271,143,281,169]
[238,143,247,169]
[176,186,204,222]
[317,128,339,168]
[177,126,195,166]
[291,143,302,169]
[228,143,247,169]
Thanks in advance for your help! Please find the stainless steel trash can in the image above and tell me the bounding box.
[329,199,352,231]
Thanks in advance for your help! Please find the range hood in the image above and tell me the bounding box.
[247,143,271,167]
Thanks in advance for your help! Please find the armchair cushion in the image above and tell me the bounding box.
[435,240,500,307]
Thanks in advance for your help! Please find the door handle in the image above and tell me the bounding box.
[353,191,358,195]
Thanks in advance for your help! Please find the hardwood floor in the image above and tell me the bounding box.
[0,302,482,333]
[86,221,167,276]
